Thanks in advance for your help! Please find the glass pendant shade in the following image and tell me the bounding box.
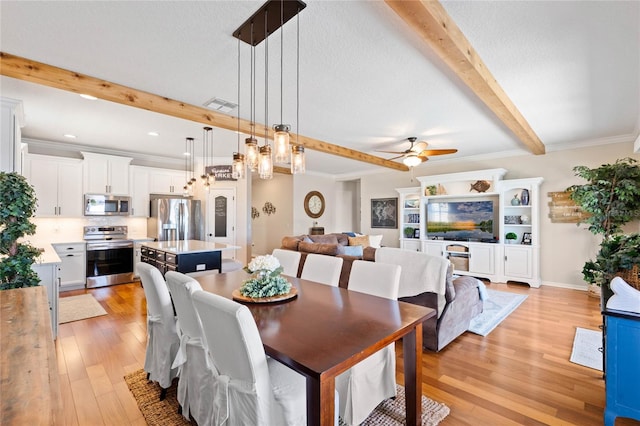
[273,124,291,163]
[245,137,259,171]
[258,145,273,179]
[291,145,305,174]
[403,154,422,168]
[232,152,245,179]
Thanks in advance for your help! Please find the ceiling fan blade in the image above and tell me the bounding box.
[375,149,406,155]
[418,149,458,157]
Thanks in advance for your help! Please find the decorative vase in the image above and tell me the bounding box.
[520,189,530,206]
[511,194,521,206]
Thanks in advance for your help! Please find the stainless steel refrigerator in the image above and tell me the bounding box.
[147,195,203,241]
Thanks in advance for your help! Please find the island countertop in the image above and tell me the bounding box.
[142,240,239,255]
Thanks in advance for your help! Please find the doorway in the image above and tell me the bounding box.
[206,188,237,259]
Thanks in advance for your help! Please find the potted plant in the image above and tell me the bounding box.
[0,172,41,290]
[566,158,640,302]
[404,227,415,239]
[505,232,518,244]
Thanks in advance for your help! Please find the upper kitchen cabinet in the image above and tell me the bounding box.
[25,154,83,217]
[82,152,132,195]
[148,168,186,195]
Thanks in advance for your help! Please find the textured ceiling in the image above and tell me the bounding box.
[0,1,638,176]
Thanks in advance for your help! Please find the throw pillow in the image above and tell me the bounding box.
[309,234,339,245]
[337,244,363,257]
[348,235,370,247]
[281,236,303,251]
[298,241,340,256]
[369,234,383,248]
[342,232,357,237]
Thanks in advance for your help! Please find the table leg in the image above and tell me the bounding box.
[306,375,335,426]
[403,323,423,426]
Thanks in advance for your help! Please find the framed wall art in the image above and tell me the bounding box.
[371,197,398,229]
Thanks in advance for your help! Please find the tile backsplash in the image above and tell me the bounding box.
[30,217,148,244]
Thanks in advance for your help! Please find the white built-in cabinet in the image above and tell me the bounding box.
[397,169,543,287]
[53,243,86,291]
[25,154,83,217]
[148,168,186,195]
[82,152,132,194]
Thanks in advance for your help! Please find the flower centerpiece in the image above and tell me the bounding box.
[239,254,292,298]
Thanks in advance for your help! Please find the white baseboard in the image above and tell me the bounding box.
[541,280,588,291]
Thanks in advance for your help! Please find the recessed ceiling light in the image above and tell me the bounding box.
[183,152,191,156]
[148,131,159,136]
[64,134,77,139]
[79,94,97,100]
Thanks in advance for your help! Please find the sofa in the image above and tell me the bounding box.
[280,233,378,288]
[279,236,483,352]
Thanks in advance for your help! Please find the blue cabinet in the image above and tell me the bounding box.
[604,310,640,425]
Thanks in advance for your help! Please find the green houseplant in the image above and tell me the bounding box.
[505,232,518,243]
[404,227,415,238]
[0,172,41,289]
[566,158,640,300]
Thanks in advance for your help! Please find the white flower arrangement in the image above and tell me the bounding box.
[240,255,291,298]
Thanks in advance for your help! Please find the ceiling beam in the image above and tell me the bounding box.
[384,0,546,155]
[0,52,409,172]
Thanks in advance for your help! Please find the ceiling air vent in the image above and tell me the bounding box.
[204,97,238,113]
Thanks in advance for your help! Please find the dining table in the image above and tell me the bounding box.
[194,269,436,426]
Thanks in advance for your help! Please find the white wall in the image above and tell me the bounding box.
[292,172,337,235]
[358,141,640,289]
[251,173,293,256]
[334,180,360,233]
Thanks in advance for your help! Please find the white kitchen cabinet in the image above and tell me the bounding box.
[53,243,86,291]
[130,166,150,217]
[25,154,83,217]
[149,168,186,195]
[32,262,59,338]
[82,152,132,194]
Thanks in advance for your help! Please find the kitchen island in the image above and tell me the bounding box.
[140,240,239,275]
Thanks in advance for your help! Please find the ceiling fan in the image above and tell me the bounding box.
[376,137,458,167]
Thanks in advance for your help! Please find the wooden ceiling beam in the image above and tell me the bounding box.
[0,52,408,172]
[384,0,546,155]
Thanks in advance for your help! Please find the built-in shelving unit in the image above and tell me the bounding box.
[397,169,543,287]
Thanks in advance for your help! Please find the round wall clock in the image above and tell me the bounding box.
[304,191,325,218]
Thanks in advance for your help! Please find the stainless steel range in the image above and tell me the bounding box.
[84,226,135,288]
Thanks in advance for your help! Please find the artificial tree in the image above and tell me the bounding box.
[566,157,640,296]
[0,172,41,289]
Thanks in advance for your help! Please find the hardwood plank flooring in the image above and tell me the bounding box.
[56,281,639,425]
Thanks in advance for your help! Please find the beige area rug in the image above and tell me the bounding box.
[125,369,450,426]
[58,294,107,324]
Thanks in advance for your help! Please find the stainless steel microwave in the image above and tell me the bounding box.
[84,194,131,216]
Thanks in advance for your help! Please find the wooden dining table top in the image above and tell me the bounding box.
[194,269,435,380]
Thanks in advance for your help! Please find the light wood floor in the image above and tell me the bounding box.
[56,281,639,425]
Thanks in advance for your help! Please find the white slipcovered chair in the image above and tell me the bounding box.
[137,262,180,399]
[271,249,302,277]
[336,260,402,425]
[165,271,216,426]
[192,290,308,425]
[300,253,344,287]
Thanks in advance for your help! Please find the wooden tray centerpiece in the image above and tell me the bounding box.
[233,254,297,304]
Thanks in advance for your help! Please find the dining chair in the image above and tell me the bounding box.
[137,262,180,400]
[271,249,302,277]
[336,260,402,425]
[165,271,216,426]
[300,253,343,286]
[192,290,308,425]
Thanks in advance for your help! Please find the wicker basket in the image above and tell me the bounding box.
[616,264,640,291]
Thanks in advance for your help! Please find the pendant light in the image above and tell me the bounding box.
[183,137,191,196]
[232,35,245,179]
[201,127,214,190]
[259,8,274,179]
[245,22,259,172]
[291,8,305,174]
[184,137,195,196]
[273,0,290,163]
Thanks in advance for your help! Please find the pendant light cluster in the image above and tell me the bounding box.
[233,0,307,179]
[183,137,195,196]
[182,127,215,195]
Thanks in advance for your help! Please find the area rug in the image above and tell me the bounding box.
[569,327,603,371]
[58,294,107,324]
[468,289,528,336]
[124,369,450,426]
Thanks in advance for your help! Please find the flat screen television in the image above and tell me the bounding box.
[426,197,498,242]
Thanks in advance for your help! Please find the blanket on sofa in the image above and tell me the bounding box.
[376,247,449,317]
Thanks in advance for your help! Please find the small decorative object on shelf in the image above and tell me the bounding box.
[470,180,490,193]
[521,232,532,245]
[425,185,437,196]
[520,189,530,206]
[262,201,276,215]
[414,228,420,238]
[511,194,521,205]
[506,232,518,244]
[505,215,522,224]
[238,255,292,300]
[404,227,415,238]
[520,214,530,224]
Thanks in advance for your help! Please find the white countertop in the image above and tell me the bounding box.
[35,244,61,265]
[142,240,240,255]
